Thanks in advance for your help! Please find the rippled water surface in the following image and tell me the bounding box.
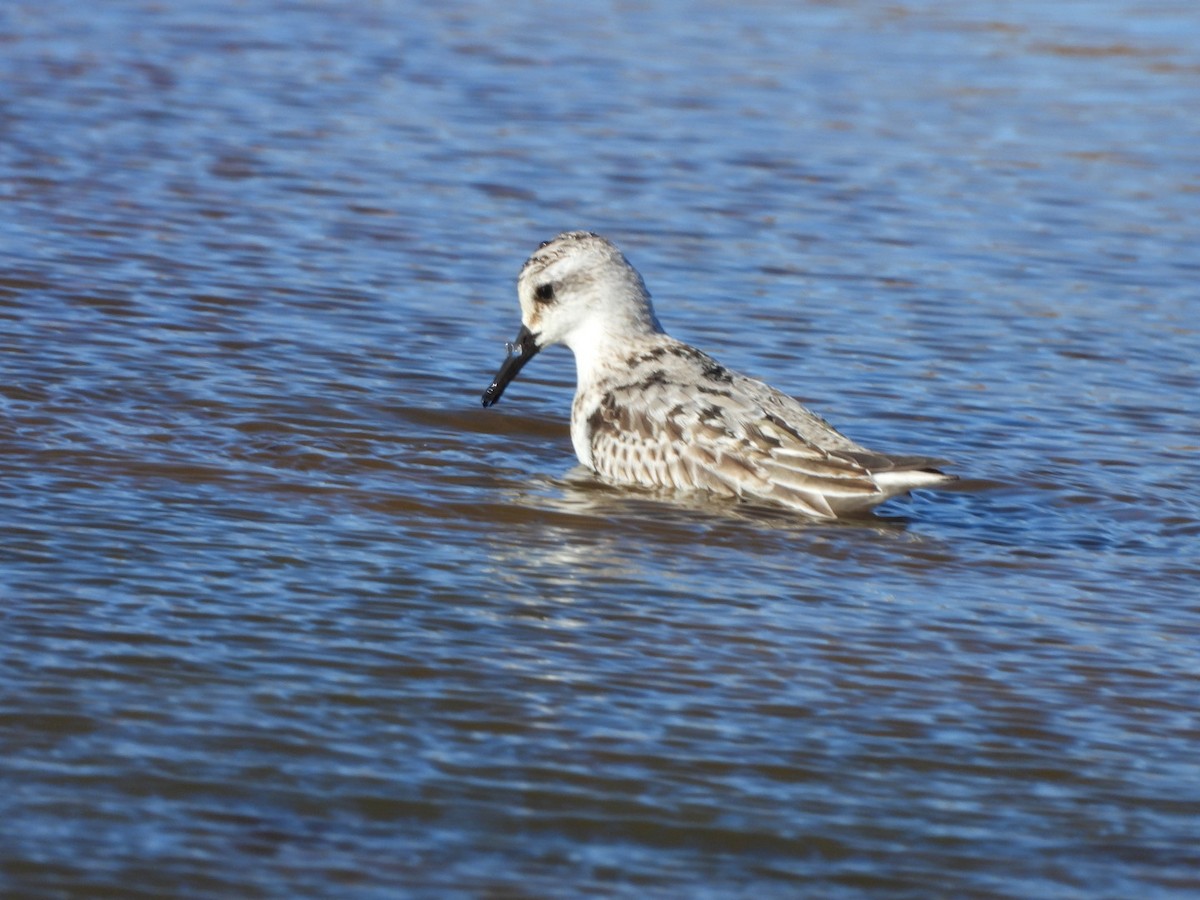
[3,1,1199,897]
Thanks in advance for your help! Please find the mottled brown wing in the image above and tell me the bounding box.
[586,381,883,517]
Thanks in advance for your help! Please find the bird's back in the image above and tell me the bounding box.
[573,335,955,518]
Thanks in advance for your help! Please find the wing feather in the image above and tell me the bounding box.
[579,340,953,516]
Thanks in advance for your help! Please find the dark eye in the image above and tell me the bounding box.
[534,282,555,303]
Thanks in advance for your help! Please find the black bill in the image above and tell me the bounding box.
[481,325,540,407]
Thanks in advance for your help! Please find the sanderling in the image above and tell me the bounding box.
[482,231,957,518]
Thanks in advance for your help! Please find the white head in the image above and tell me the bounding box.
[482,232,664,407]
[516,231,662,349]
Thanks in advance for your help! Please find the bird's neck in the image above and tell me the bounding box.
[567,326,668,391]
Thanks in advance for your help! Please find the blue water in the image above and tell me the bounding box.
[3,1,1199,897]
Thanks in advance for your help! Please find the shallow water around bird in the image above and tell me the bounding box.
[3,1,1199,897]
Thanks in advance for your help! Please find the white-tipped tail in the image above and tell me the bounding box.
[872,467,958,495]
